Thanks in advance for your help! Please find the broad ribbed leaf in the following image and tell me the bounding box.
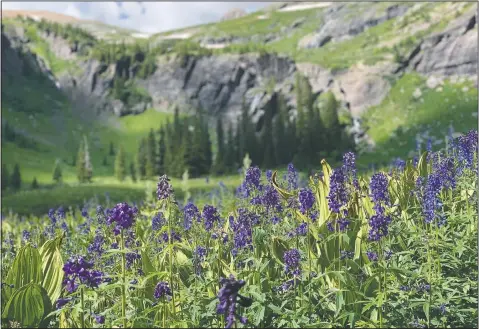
[4,243,43,302]
[2,282,52,328]
[39,237,64,304]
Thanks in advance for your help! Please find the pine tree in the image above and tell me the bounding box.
[146,129,156,178]
[224,122,236,172]
[76,140,86,183]
[109,141,115,156]
[11,163,21,191]
[319,91,341,154]
[115,146,127,181]
[130,162,137,182]
[102,156,108,166]
[261,97,275,169]
[2,164,9,191]
[83,136,93,183]
[137,138,147,180]
[157,127,166,175]
[52,160,63,183]
[31,177,39,189]
[294,73,314,168]
[213,116,226,175]
[274,93,288,166]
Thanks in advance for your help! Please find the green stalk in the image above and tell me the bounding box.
[167,202,176,317]
[80,287,85,329]
[379,242,382,329]
[121,229,127,329]
[307,226,313,319]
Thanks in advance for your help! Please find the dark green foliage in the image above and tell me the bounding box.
[224,122,237,172]
[146,129,156,178]
[76,140,86,183]
[110,77,151,108]
[10,163,21,191]
[52,160,62,184]
[319,91,342,157]
[130,162,137,183]
[102,156,108,166]
[109,142,115,156]
[261,97,276,169]
[213,116,226,175]
[115,146,127,182]
[137,138,147,180]
[157,128,166,175]
[294,72,315,167]
[273,93,290,166]
[2,122,38,150]
[2,164,9,191]
[31,177,39,189]
[83,136,93,183]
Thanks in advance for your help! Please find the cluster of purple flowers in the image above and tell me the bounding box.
[62,256,105,293]
[340,250,354,260]
[193,246,207,275]
[22,230,30,242]
[202,205,221,231]
[343,152,360,189]
[217,275,250,328]
[326,218,350,232]
[298,188,314,214]
[87,229,105,259]
[229,209,256,256]
[456,130,477,169]
[55,297,73,309]
[154,281,172,301]
[327,168,348,213]
[368,173,392,241]
[260,185,281,212]
[106,202,138,235]
[161,231,182,244]
[284,249,301,276]
[151,212,165,231]
[287,163,298,190]
[366,251,378,262]
[183,202,200,230]
[157,175,174,200]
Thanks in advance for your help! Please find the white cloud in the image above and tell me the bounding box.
[2,1,269,33]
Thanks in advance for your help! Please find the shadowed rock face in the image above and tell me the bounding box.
[407,10,477,76]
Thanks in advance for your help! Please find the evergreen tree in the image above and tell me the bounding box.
[224,122,236,172]
[76,140,86,183]
[31,177,39,189]
[109,141,115,156]
[261,97,275,168]
[102,156,108,166]
[137,138,147,180]
[83,136,93,183]
[274,93,289,165]
[52,160,63,183]
[237,100,249,162]
[2,164,9,191]
[319,91,341,154]
[213,116,226,175]
[11,163,21,191]
[294,73,314,168]
[157,127,166,175]
[146,129,156,178]
[115,146,127,182]
[130,162,137,182]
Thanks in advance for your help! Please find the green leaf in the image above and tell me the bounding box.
[4,243,44,302]
[2,282,52,328]
[39,237,64,304]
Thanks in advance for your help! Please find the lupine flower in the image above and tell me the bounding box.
[57,207,66,220]
[399,285,410,291]
[202,205,220,231]
[151,212,165,231]
[48,209,57,224]
[370,173,390,212]
[157,175,174,200]
[340,251,354,260]
[368,212,392,241]
[217,275,250,329]
[417,282,430,293]
[296,222,308,236]
[439,303,447,315]
[271,216,281,225]
[298,188,314,214]
[261,185,281,211]
[284,249,301,276]
[327,168,348,213]
[106,203,137,234]
[161,231,182,243]
[62,256,105,292]
[230,209,255,254]
[81,208,88,218]
[183,202,200,230]
[266,170,273,182]
[366,251,378,262]
[55,297,72,309]
[96,206,105,225]
[287,163,298,190]
[343,152,359,189]
[22,230,30,241]
[87,229,105,258]
[154,281,172,300]
[456,130,478,169]
[94,314,105,324]
[244,166,261,190]
[384,250,393,260]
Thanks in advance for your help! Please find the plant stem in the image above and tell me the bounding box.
[167,202,176,317]
[80,287,85,329]
[121,229,127,329]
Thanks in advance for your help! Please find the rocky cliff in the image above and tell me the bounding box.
[2,2,477,129]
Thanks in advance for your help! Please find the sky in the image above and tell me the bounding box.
[2,1,270,34]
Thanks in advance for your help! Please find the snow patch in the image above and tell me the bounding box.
[278,2,332,12]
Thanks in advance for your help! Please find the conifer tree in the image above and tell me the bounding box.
[31,177,39,189]
[102,156,108,166]
[157,127,166,175]
[213,116,226,175]
[83,136,93,183]
[52,160,63,183]
[11,163,21,191]
[130,161,137,182]
[76,140,86,183]
[261,98,275,168]
[146,128,156,178]
[115,146,127,182]
[2,164,9,191]
[224,122,236,172]
[109,141,115,156]
[274,93,289,165]
[320,91,341,154]
[137,138,147,180]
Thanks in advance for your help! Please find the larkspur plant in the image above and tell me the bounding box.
[0,131,477,329]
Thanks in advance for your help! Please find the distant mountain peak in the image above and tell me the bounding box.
[220,8,247,21]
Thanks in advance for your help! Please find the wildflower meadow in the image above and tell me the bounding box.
[1,130,478,328]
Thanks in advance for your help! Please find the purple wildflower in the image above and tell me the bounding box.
[183,202,200,230]
[106,203,138,234]
[284,249,301,276]
[154,281,172,300]
[202,205,220,231]
[327,168,348,213]
[298,188,314,214]
[157,175,174,200]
